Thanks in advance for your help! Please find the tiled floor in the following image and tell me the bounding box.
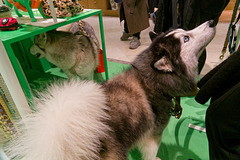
[83,16,232,78]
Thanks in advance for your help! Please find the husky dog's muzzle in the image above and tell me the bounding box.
[189,20,216,42]
[194,20,216,57]
[179,20,216,59]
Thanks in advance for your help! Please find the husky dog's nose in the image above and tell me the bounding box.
[209,19,217,27]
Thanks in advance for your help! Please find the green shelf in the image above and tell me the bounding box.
[0,9,109,111]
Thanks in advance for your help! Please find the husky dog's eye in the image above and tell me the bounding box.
[184,36,189,43]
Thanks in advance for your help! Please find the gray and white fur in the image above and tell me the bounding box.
[5,20,216,160]
[30,21,99,80]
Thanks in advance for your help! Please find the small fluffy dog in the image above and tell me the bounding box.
[5,21,216,160]
[30,21,99,80]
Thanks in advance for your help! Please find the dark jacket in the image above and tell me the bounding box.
[151,0,230,33]
[195,49,240,104]
[197,49,240,160]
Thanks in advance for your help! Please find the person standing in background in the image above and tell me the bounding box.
[116,0,150,49]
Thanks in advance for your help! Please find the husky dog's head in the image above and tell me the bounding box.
[30,29,93,60]
[30,30,79,59]
[133,20,216,97]
[30,32,48,59]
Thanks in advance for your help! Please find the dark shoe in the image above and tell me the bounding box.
[121,32,132,41]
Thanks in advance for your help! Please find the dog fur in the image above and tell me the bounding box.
[30,21,99,80]
[4,21,216,160]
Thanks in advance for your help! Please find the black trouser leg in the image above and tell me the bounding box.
[122,5,140,39]
[198,49,206,74]
[133,32,140,39]
[121,5,129,33]
[206,82,240,160]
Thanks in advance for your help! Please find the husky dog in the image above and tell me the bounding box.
[5,20,216,160]
[30,21,99,80]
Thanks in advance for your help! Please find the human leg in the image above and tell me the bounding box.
[206,82,240,160]
[198,49,206,74]
[120,5,132,41]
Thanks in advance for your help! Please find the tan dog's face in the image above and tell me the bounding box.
[34,32,47,49]
[30,33,48,59]
[30,33,47,59]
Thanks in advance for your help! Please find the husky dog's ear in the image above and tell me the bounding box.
[153,56,173,72]
[149,31,158,41]
[149,31,165,41]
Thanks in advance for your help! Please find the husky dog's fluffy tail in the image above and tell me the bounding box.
[5,80,110,160]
